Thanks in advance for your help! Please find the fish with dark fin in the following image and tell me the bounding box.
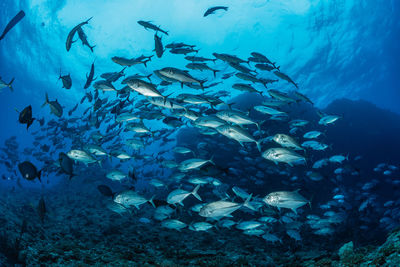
[274,70,298,88]
[41,92,63,117]
[77,26,95,52]
[204,6,228,17]
[59,70,72,89]
[137,20,168,35]
[18,161,42,182]
[66,17,93,51]
[59,152,75,179]
[84,61,96,89]
[0,10,25,41]
[16,105,35,129]
[154,34,164,58]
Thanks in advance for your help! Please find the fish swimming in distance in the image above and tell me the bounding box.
[137,20,168,35]
[204,6,228,17]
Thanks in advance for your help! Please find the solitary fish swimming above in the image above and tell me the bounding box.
[204,6,228,17]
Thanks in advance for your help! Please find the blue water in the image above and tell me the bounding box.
[0,0,400,265]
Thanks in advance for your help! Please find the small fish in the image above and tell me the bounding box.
[137,20,168,35]
[167,185,202,205]
[18,161,42,182]
[273,134,303,151]
[161,219,186,231]
[199,195,255,218]
[77,26,95,52]
[158,67,205,89]
[58,71,72,89]
[84,61,96,89]
[329,155,348,164]
[273,71,298,88]
[59,152,75,179]
[319,115,341,125]
[189,222,213,232]
[106,170,127,181]
[16,105,35,129]
[263,190,310,213]
[179,157,214,172]
[204,6,228,17]
[41,93,63,117]
[67,149,100,166]
[114,190,155,209]
[262,148,306,166]
[154,34,164,58]
[303,131,322,139]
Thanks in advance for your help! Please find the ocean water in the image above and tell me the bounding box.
[0,0,400,266]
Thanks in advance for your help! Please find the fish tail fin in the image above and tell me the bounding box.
[163,92,173,104]
[192,185,202,201]
[90,45,96,52]
[255,122,261,131]
[199,79,207,90]
[243,194,256,211]
[41,92,49,108]
[8,78,15,91]
[256,141,262,153]
[209,155,215,165]
[97,159,102,167]
[212,69,219,78]
[148,195,156,208]
[146,74,152,82]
